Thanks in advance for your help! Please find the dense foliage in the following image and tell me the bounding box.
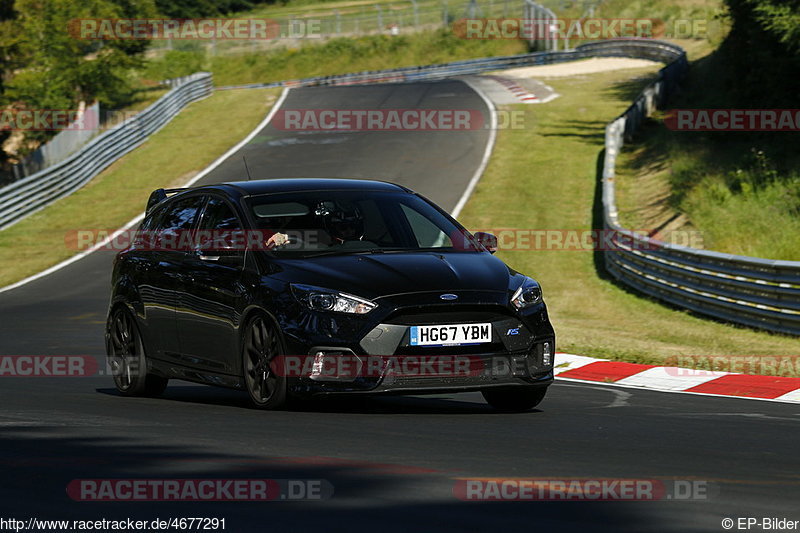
[722,0,800,105]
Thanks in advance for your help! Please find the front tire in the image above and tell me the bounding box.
[242,314,287,410]
[107,307,168,397]
[482,386,547,412]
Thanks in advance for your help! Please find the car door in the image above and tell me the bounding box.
[137,194,204,362]
[176,194,248,375]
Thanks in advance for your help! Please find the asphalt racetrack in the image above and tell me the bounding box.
[1,80,799,533]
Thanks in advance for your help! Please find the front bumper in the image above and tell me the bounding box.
[281,292,556,396]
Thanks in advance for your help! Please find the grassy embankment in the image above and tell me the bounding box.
[458,63,800,371]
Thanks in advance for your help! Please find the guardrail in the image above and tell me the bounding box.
[597,39,800,336]
[215,40,685,91]
[0,72,213,230]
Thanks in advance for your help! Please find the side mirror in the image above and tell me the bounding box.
[472,232,498,254]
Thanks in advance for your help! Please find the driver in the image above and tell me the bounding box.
[324,204,365,244]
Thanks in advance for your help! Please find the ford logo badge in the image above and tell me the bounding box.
[440,294,458,301]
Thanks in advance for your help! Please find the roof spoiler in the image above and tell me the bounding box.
[146,188,187,215]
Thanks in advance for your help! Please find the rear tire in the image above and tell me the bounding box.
[482,386,547,412]
[242,314,287,410]
[107,307,168,397]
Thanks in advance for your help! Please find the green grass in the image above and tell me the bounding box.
[142,29,529,86]
[607,0,800,261]
[615,39,800,260]
[457,67,800,370]
[0,88,280,288]
[594,0,729,46]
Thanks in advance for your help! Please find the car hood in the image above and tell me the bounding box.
[270,251,513,300]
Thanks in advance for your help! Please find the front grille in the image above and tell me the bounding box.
[384,373,496,389]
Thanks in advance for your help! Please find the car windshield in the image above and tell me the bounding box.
[246,190,481,257]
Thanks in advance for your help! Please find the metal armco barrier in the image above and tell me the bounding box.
[215,39,693,91]
[597,39,800,336]
[0,72,213,230]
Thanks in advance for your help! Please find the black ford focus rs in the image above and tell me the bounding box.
[106,179,555,411]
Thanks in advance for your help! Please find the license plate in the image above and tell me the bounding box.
[409,323,492,346]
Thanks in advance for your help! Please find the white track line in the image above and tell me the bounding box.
[553,353,800,405]
[776,389,800,402]
[614,366,727,391]
[451,78,498,219]
[0,88,291,295]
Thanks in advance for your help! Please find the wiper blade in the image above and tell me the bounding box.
[303,247,407,258]
[301,248,373,258]
[300,246,459,258]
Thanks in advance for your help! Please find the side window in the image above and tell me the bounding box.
[400,204,453,248]
[197,196,243,252]
[199,196,241,231]
[155,196,203,251]
[133,208,163,248]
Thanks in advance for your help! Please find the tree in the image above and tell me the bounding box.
[0,1,22,168]
[6,0,158,112]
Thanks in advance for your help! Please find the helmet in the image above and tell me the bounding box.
[320,202,364,243]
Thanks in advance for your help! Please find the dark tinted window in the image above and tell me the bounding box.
[133,207,164,247]
[195,196,245,253]
[152,195,203,251]
[246,190,477,257]
[158,196,203,233]
[199,196,241,231]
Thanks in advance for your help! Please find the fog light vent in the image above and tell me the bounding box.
[309,349,361,382]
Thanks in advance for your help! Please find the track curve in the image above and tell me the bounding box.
[1,80,799,533]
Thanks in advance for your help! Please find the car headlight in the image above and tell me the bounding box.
[511,278,543,309]
[291,284,377,314]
